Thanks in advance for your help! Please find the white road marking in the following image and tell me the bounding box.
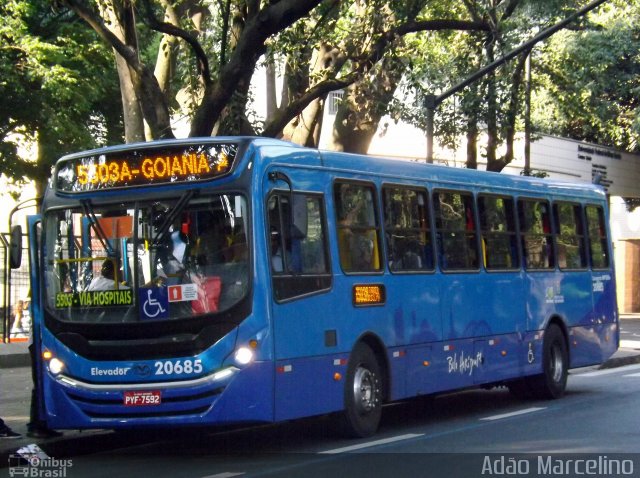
[480,407,546,421]
[624,373,640,377]
[200,473,245,478]
[3,415,29,421]
[573,363,640,377]
[620,340,640,349]
[319,433,424,454]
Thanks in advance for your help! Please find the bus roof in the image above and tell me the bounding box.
[50,136,606,202]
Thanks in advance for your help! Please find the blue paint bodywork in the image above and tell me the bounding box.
[30,138,618,429]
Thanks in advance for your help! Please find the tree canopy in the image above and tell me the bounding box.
[1,0,638,190]
[0,0,122,193]
[532,0,640,152]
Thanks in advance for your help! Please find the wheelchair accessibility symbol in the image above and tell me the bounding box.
[139,288,169,320]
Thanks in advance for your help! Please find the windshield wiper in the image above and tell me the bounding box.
[151,190,196,249]
[81,199,115,257]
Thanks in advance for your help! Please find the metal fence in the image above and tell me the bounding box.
[1,232,32,343]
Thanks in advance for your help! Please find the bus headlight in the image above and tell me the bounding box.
[49,358,65,375]
[234,347,254,365]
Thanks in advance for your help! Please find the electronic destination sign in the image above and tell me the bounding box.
[55,142,238,192]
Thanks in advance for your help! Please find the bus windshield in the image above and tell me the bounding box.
[44,193,249,323]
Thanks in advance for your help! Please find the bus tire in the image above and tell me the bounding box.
[531,324,568,399]
[340,342,383,438]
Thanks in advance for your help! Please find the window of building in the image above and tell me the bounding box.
[327,90,344,115]
[433,190,478,271]
[382,186,434,272]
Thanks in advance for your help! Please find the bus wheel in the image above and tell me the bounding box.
[340,342,383,438]
[532,324,568,399]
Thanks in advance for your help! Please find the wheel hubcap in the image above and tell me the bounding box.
[550,344,564,383]
[353,366,377,414]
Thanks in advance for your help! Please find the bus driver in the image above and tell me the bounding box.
[87,258,128,291]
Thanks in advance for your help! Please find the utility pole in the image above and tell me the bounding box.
[524,52,532,176]
[424,0,609,163]
[424,94,437,163]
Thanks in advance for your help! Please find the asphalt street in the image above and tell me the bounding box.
[0,317,640,468]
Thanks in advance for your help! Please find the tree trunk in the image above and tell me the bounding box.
[116,55,145,143]
[266,59,278,119]
[154,0,182,97]
[484,35,498,171]
[281,45,337,146]
[215,5,254,135]
[466,118,478,169]
[289,97,325,147]
[329,55,403,154]
[498,50,529,172]
[190,0,324,137]
[97,1,145,142]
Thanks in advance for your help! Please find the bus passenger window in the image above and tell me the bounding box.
[478,195,519,270]
[382,186,433,272]
[518,199,554,270]
[268,192,331,301]
[433,190,478,271]
[586,205,610,269]
[334,183,382,273]
[554,203,587,270]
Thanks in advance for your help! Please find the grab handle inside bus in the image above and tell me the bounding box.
[9,225,22,269]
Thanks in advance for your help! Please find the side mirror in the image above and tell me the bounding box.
[9,225,22,269]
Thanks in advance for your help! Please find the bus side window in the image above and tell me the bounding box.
[585,205,610,269]
[554,202,587,270]
[268,192,331,301]
[478,195,519,270]
[518,199,555,270]
[433,190,478,271]
[334,182,382,273]
[382,186,433,272]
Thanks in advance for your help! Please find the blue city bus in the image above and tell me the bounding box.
[17,137,618,437]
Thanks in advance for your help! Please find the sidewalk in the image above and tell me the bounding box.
[0,364,110,463]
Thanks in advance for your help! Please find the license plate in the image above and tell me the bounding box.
[123,390,161,406]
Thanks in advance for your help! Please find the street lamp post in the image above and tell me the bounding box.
[424,94,437,163]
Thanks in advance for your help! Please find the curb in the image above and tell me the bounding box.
[0,353,30,368]
[598,353,640,370]
[0,343,30,369]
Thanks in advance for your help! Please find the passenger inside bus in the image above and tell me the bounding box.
[336,184,380,272]
[154,231,189,286]
[270,229,284,272]
[86,258,128,291]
